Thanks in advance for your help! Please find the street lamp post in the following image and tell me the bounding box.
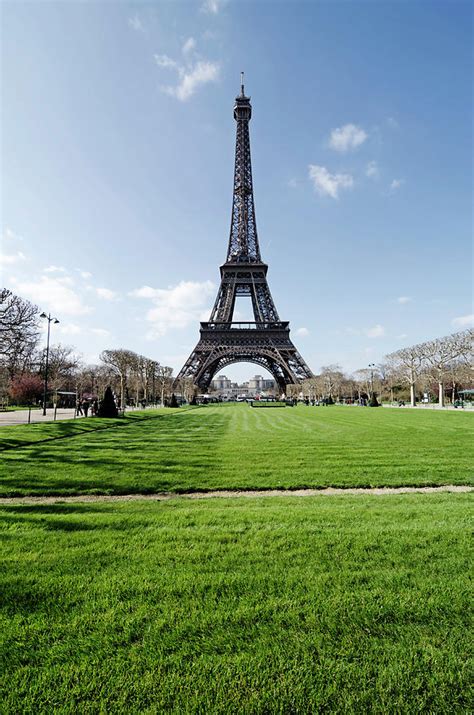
[40,312,60,416]
[368,363,376,399]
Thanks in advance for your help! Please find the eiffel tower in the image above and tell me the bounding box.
[176,76,313,394]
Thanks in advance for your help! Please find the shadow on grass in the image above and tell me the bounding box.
[0,407,199,451]
[1,410,231,496]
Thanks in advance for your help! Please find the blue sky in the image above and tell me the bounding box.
[2,0,472,382]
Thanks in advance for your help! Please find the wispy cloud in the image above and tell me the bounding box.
[308,165,353,199]
[10,275,92,316]
[44,265,67,274]
[365,161,379,179]
[365,324,385,338]
[182,37,196,55]
[154,54,179,70]
[329,124,367,152]
[389,178,404,193]
[386,116,399,129]
[154,51,220,101]
[1,227,27,266]
[0,250,26,266]
[128,15,144,32]
[201,0,225,14]
[90,327,111,337]
[76,269,92,280]
[95,287,118,301]
[296,327,309,337]
[397,296,412,304]
[130,280,215,337]
[452,314,474,328]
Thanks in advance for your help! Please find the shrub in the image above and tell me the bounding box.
[98,386,118,418]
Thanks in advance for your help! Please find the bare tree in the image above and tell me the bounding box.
[420,330,473,407]
[156,364,173,405]
[385,346,423,407]
[0,289,40,378]
[100,349,137,408]
[38,343,82,393]
[320,364,344,401]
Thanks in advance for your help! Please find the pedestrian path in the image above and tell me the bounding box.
[0,408,80,426]
[0,485,471,505]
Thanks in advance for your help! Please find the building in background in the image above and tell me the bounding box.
[210,374,275,399]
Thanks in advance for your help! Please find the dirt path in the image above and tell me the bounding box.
[0,485,471,505]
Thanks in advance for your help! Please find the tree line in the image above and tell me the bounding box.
[296,329,472,406]
[1,288,472,407]
[0,289,176,407]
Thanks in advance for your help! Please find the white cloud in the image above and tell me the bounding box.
[129,285,158,299]
[386,117,399,129]
[389,178,404,192]
[128,15,144,32]
[365,161,379,179]
[10,275,92,316]
[397,296,412,304]
[452,314,474,328]
[287,178,298,188]
[154,54,179,70]
[57,322,82,336]
[397,333,408,339]
[96,287,118,301]
[0,250,26,266]
[90,328,111,337]
[76,269,92,279]
[3,227,23,242]
[201,0,225,13]
[308,165,353,199]
[365,324,385,338]
[329,124,367,152]
[163,60,220,102]
[44,265,67,273]
[296,327,309,337]
[182,37,196,55]
[130,280,215,337]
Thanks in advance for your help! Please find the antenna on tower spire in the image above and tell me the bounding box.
[240,71,244,96]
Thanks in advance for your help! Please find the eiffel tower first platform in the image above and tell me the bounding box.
[176,76,313,394]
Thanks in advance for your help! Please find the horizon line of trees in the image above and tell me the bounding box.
[0,289,178,407]
[295,329,472,406]
[1,288,472,407]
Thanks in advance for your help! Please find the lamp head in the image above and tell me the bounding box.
[54,319,60,324]
[40,312,47,319]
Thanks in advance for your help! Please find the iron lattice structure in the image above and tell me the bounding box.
[176,79,313,394]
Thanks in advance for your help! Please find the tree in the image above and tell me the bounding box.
[38,344,82,393]
[0,289,40,379]
[100,349,137,408]
[385,346,423,407]
[420,330,473,407]
[9,373,44,405]
[320,364,344,401]
[156,365,173,405]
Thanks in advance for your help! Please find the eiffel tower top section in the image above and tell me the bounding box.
[226,73,262,264]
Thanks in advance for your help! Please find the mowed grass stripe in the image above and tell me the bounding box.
[0,404,472,496]
[1,494,471,713]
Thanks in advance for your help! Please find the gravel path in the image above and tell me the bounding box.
[0,485,471,505]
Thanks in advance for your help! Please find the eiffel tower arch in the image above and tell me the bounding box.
[176,76,313,394]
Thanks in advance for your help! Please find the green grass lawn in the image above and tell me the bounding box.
[1,494,471,713]
[0,404,472,496]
